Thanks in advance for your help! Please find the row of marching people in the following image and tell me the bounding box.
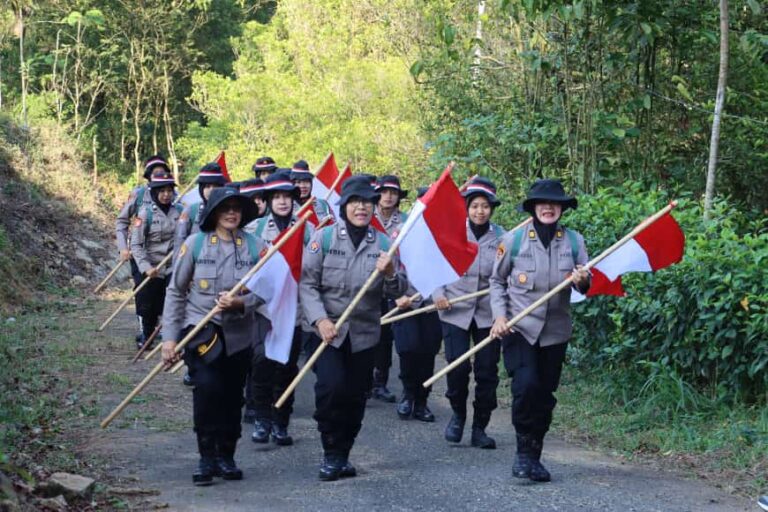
[114,154,590,485]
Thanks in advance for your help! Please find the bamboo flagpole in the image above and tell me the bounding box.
[382,289,489,325]
[382,217,532,326]
[143,341,162,361]
[131,324,161,363]
[381,292,421,321]
[93,259,127,294]
[97,252,174,332]
[423,201,679,388]
[100,211,313,428]
[273,187,431,409]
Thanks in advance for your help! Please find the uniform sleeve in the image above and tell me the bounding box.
[383,253,407,299]
[173,206,192,264]
[130,207,152,274]
[240,237,267,315]
[573,231,591,294]
[162,236,195,342]
[115,189,137,252]
[489,233,513,320]
[300,230,329,326]
[431,284,447,301]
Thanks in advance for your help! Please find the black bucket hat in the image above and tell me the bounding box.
[521,179,577,213]
[143,154,171,180]
[197,162,228,185]
[224,181,241,190]
[185,323,222,364]
[252,156,277,176]
[262,170,299,200]
[199,187,259,231]
[239,178,264,198]
[462,176,501,207]
[375,175,409,198]
[148,171,176,189]
[337,175,380,207]
[290,159,313,181]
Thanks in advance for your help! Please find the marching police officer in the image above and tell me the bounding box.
[301,175,406,481]
[174,162,228,262]
[433,177,505,449]
[252,156,278,181]
[290,159,333,223]
[161,187,266,486]
[490,179,590,482]
[391,186,441,422]
[130,171,181,349]
[243,171,314,446]
[370,175,409,402]
[115,154,171,345]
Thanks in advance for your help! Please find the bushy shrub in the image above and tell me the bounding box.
[555,186,768,404]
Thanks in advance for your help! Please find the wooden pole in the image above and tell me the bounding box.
[169,360,185,374]
[143,340,162,361]
[382,289,490,326]
[423,201,679,388]
[131,324,161,363]
[93,259,127,294]
[97,252,174,332]
[100,212,313,428]
[273,183,434,410]
[381,292,421,321]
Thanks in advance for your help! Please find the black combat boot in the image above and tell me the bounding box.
[183,370,195,387]
[444,411,466,443]
[470,410,496,449]
[528,435,551,482]
[215,433,243,480]
[242,408,257,424]
[397,394,414,419]
[193,433,217,486]
[339,449,357,478]
[318,454,344,481]
[271,423,294,446]
[413,399,435,422]
[512,434,533,478]
[371,368,396,402]
[251,419,271,444]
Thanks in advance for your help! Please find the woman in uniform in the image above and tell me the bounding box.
[301,175,406,481]
[490,179,590,483]
[130,171,180,348]
[432,177,505,449]
[161,187,265,486]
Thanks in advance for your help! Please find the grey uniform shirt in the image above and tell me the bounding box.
[374,207,407,237]
[130,203,180,276]
[490,223,588,347]
[431,222,504,330]
[115,185,152,252]
[293,197,334,223]
[300,224,407,353]
[162,231,267,356]
[173,202,205,263]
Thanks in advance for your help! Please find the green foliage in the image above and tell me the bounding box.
[565,188,768,403]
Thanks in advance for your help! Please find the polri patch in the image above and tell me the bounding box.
[199,279,210,290]
[518,273,528,284]
[133,217,143,228]
[496,244,506,260]
[179,243,187,257]
[309,241,320,254]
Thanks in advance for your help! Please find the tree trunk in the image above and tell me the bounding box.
[92,134,98,185]
[18,6,27,127]
[703,0,728,220]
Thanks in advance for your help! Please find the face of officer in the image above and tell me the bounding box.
[156,185,174,205]
[534,201,562,225]
[295,179,312,199]
[468,196,492,226]
[345,197,374,227]
[202,183,221,201]
[254,196,267,216]
[216,198,243,231]
[379,188,399,209]
[270,191,294,217]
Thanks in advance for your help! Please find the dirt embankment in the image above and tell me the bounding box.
[0,117,127,312]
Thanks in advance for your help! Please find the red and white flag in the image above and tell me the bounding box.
[572,211,685,301]
[312,154,349,217]
[215,151,232,182]
[394,167,479,297]
[245,224,305,363]
[181,151,232,206]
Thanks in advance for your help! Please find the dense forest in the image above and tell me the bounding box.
[1,0,766,447]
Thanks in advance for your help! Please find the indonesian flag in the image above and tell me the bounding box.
[215,151,232,182]
[245,223,305,363]
[572,211,685,302]
[313,155,351,219]
[393,167,479,297]
[302,201,322,228]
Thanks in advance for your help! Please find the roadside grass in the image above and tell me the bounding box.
[551,365,768,497]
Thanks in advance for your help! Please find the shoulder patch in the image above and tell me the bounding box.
[179,210,189,222]
[179,243,188,257]
[309,241,320,254]
[496,244,506,260]
[133,217,143,228]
